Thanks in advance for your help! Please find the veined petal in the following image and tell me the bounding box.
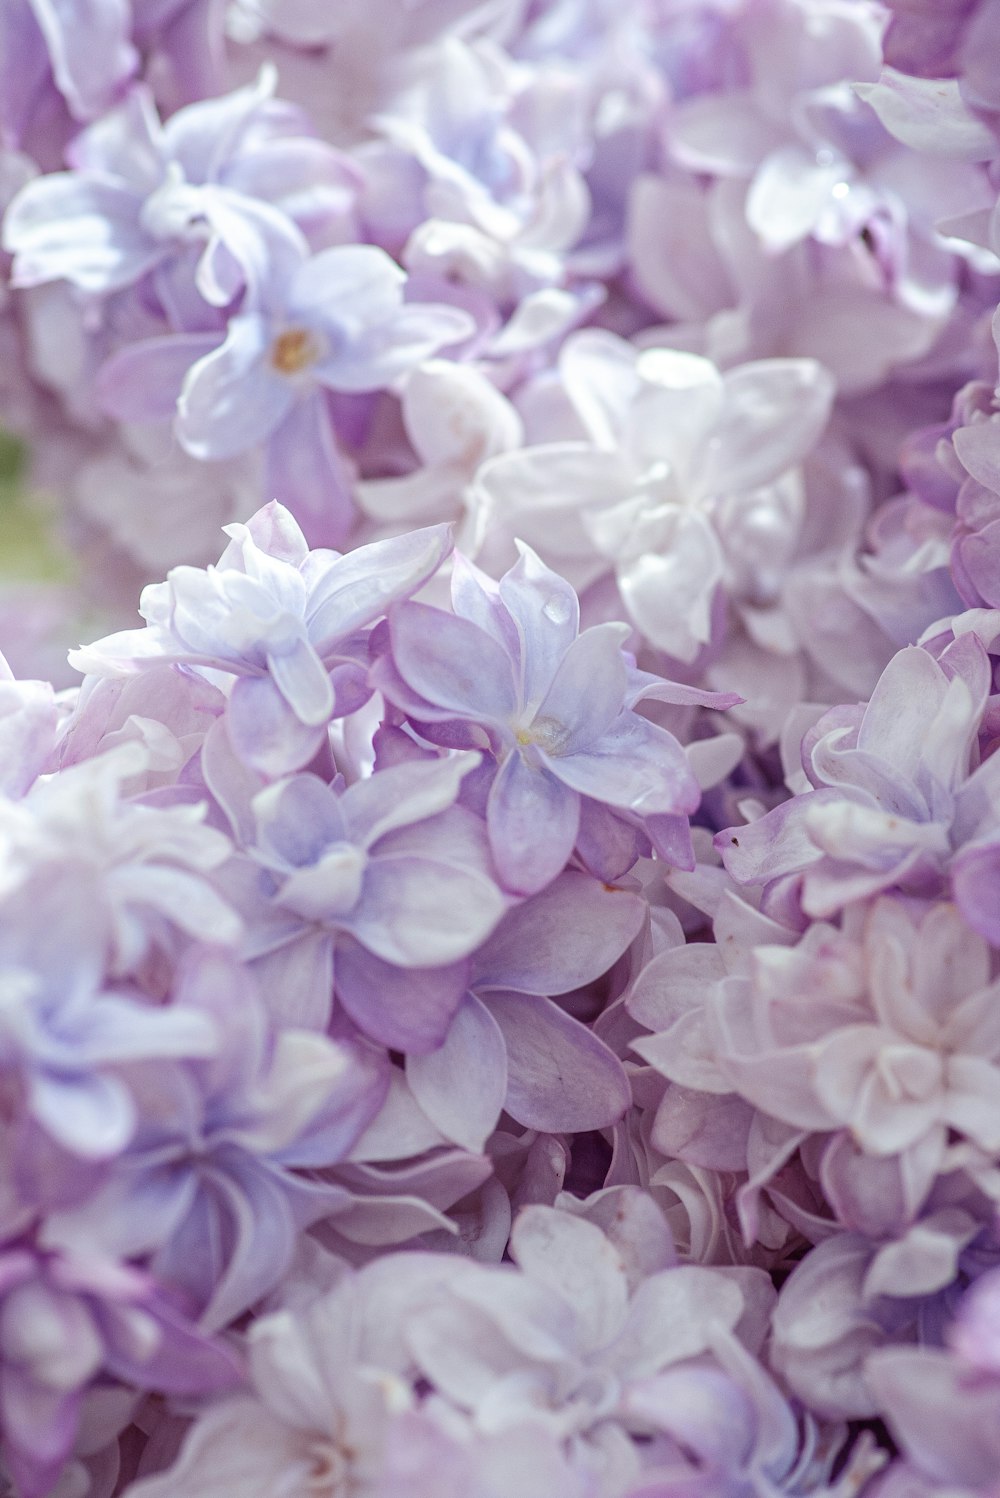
[531,622,630,756]
[472,868,645,995]
[319,303,474,393]
[227,675,326,776]
[549,715,699,816]
[497,542,580,715]
[387,601,517,725]
[487,751,579,896]
[334,939,467,1053]
[305,524,453,651]
[489,990,631,1132]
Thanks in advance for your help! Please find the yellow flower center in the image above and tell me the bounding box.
[271,327,321,376]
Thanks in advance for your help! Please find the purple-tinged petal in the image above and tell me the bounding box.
[286,242,405,327]
[856,70,998,161]
[952,841,1000,946]
[264,397,356,552]
[610,1267,745,1378]
[716,791,835,885]
[406,994,507,1152]
[116,1399,302,1498]
[497,543,580,713]
[510,1207,629,1349]
[335,939,467,1053]
[340,754,477,848]
[305,525,453,651]
[3,174,160,292]
[387,600,517,725]
[531,622,630,754]
[249,932,335,1031]
[0,1,49,151]
[473,868,645,995]
[177,315,293,460]
[700,360,835,495]
[227,675,326,777]
[549,716,699,816]
[266,637,333,727]
[320,303,475,393]
[349,852,504,967]
[98,334,222,424]
[488,990,631,1132]
[28,0,137,120]
[645,812,696,869]
[487,751,579,896]
[866,1348,1000,1487]
[26,1072,132,1159]
[101,1293,244,1395]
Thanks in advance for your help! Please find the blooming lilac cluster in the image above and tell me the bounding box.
[4,1,1000,1495]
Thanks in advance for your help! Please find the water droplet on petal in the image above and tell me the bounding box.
[543,593,571,624]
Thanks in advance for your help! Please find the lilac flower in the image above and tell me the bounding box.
[365,36,592,306]
[717,898,1000,1162]
[0,869,218,1159]
[405,870,644,1148]
[373,543,730,894]
[401,1200,778,1494]
[92,217,474,540]
[0,739,242,964]
[69,503,453,777]
[471,333,835,666]
[120,1248,589,1498]
[169,240,473,456]
[42,951,388,1330]
[0,0,137,152]
[0,1240,241,1498]
[717,636,998,919]
[3,68,356,302]
[217,752,506,1050]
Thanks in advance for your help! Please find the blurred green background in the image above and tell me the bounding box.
[0,430,72,581]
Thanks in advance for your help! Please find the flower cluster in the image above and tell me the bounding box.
[3,0,1000,1495]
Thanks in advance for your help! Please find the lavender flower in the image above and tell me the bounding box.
[373,543,732,894]
[70,503,453,776]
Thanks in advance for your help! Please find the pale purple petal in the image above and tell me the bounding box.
[548,717,699,816]
[531,622,630,754]
[4,174,161,292]
[487,751,580,896]
[98,334,222,424]
[348,852,505,967]
[227,675,327,776]
[406,994,507,1151]
[488,990,631,1132]
[305,525,453,650]
[387,601,517,725]
[472,869,645,995]
[334,939,467,1053]
[177,315,293,460]
[265,395,357,552]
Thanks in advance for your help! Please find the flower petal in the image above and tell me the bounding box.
[488,990,631,1132]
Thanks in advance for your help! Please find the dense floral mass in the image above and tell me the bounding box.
[4,0,1000,1493]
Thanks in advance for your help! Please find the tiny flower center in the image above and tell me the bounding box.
[515,716,567,754]
[271,327,322,376]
